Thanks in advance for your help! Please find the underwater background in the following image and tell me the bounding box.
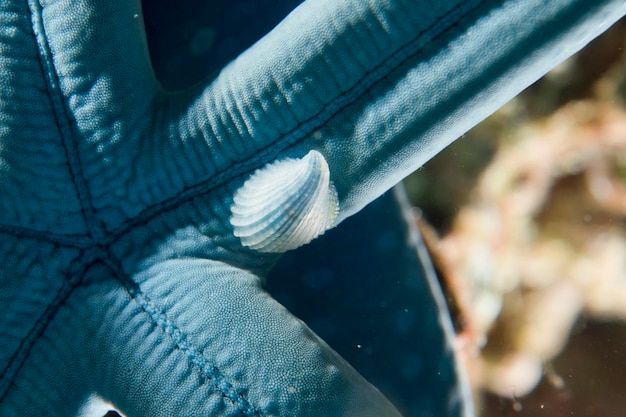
[406,17,626,417]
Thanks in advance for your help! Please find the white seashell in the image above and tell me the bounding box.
[230,150,338,253]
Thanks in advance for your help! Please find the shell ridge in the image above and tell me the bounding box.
[230,150,339,253]
[253,172,332,252]
[230,157,317,214]
[236,179,320,247]
[288,173,334,244]
[231,163,321,234]
[231,166,307,210]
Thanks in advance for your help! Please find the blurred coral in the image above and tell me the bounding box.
[406,18,626,414]
[439,101,626,398]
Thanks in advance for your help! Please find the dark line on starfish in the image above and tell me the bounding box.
[102,254,264,417]
[0,224,92,248]
[0,252,91,402]
[27,0,107,242]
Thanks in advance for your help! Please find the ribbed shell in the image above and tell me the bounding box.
[230,150,338,253]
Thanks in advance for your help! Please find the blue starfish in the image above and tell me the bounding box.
[0,0,623,416]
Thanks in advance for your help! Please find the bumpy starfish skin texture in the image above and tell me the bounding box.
[0,0,624,416]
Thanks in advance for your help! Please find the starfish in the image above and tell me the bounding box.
[0,0,623,416]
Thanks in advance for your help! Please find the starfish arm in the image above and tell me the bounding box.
[175,0,625,226]
[19,0,162,233]
[0,237,81,394]
[0,0,88,234]
[35,0,158,144]
[130,260,402,416]
[268,186,474,416]
[1,257,401,416]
